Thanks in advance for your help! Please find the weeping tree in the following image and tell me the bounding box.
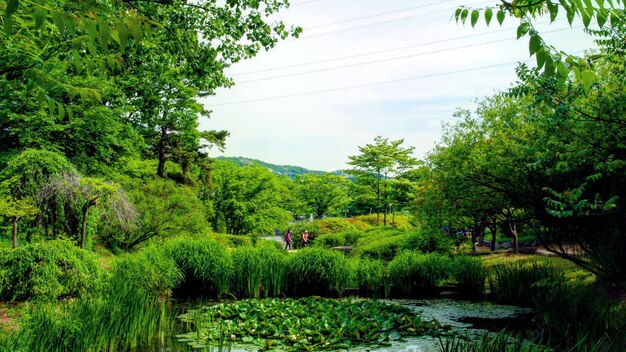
[41,173,136,249]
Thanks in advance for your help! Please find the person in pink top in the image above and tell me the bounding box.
[301,230,309,247]
[284,229,293,250]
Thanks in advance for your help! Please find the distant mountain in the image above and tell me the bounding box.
[218,156,331,178]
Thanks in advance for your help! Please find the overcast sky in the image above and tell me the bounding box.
[200,0,594,172]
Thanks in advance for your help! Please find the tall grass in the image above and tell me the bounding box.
[347,257,386,297]
[13,257,176,352]
[163,238,233,298]
[438,330,547,352]
[488,262,561,306]
[286,248,350,296]
[450,256,486,298]
[387,251,451,297]
[230,246,288,298]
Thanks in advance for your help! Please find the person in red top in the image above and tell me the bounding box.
[284,230,293,250]
[301,230,309,247]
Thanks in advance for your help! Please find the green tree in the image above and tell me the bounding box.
[348,136,418,225]
[0,194,38,248]
[295,174,349,219]
[209,160,292,235]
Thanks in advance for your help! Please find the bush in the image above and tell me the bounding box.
[210,233,252,247]
[231,246,287,298]
[286,248,350,296]
[353,214,415,229]
[163,238,232,298]
[450,256,485,298]
[313,231,367,248]
[352,227,408,260]
[400,231,452,254]
[388,251,451,297]
[290,218,360,239]
[0,240,104,301]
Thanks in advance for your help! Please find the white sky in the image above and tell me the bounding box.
[200,0,595,172]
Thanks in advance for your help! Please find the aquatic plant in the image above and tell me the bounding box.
[488,262,561,306]
[450,255,486,298]
[347,256,386,297]
[230,246,287,298]
[163,237,233,298]
[388,251,452,297]
[177,297,445,351]
[285,248,350,296]
[437,330,548,352]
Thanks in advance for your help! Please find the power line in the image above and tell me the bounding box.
[211,60,527,106]
[231,18,569,76]
[290,0,324,6]
[307,0,458,29]
[234,25,580,84]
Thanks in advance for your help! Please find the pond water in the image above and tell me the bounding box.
[137,298,535,352]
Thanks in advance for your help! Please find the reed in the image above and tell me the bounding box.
[230,246,287,298]
[450,255,486,298]
[387,251,452,297]
[488,262,561,306]
[163,237,233,298]
[437,330,547,352]
[347,256,386,297]
[286,248,350,296]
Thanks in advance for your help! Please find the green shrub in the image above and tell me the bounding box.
[290,218,360,239]
[163,237,233,298]
[388,252,451,297]
[450,256,485,298]
[210,233,252,247]
[231,246,287,298]
[0,240,104,301]
[286,248,350,296]
[354,214,415,229]
[352,227,408,260]
[400,231,452,254]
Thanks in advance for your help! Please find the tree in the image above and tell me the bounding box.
[295,174,349,219]
[0,194,38,248]
[348,136,418,225]
[41,173,136,249]
[209,160,292,235]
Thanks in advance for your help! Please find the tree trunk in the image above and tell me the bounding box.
[376,174,381,225]
[489,221,497,252]
[157,126,168,178]
[12,217,19,248]
[509,221,519,253]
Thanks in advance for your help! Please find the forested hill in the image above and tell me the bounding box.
[218,157,327,178]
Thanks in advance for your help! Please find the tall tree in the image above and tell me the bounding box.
[348,136,418,225]
[296,174,349,219]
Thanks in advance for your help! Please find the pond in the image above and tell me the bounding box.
[136,298,536,352]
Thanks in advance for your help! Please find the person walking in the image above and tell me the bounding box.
[284,229,293,250]
[301,230,309,248]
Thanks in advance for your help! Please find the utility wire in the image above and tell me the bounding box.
[290,0,324,6]
[212,61,527,106]
[234,25,579,84]
[307,0,459,29]
[232,18,568,76]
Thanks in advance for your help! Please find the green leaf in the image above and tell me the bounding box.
[129,21,142,42]
[85,20,97,43]
[470,10,479,27]
[51,12,65,35]
[529,34,541,56]
[566,9,575,24]
[516,22,530,39]
[556,61,568,78]
[4,14,13,35]
[99,22,111,52]
[580,69,597,91]
[117,22,128,49]
[581,10,591,27]
[484,8,493,25]
[547,2,559,22]
[6,0,19,17]
[497,10,505,25]
[536,49,547,69]
[48,99,55,117]
[460,9,469,24]
[57,103,65,120]
[454,8,463,22]
[34,7,46,30]
[596,10,608,27]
